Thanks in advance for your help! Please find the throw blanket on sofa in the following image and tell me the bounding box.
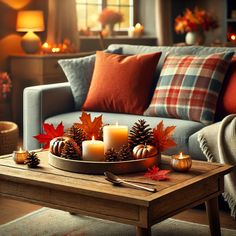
[198,114,236,218]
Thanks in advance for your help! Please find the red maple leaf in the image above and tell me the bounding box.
[153,121,177,152]
[144,166,170,181]
[33,122,64,149]
[75,111,103,140]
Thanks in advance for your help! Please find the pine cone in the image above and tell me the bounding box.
[66,124,87,149]
[105,148,119,162]
[128,119,154,150]
[118,145,133,161]
[24,151,40,168]
[61,139,81,160]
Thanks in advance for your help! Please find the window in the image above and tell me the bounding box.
[76,0,134,32]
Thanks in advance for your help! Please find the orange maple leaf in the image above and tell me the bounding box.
[144,166,170,181]
[33,122,64,149]
[76,111,103,140]
[153,121,176,152]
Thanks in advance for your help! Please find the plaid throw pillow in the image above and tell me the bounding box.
[144,52,234,125]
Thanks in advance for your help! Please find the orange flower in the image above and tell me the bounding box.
[0,72,12,101]
[175,7,218,33]
[98,8,123,25]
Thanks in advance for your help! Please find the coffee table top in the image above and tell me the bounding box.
[0,150,232,207]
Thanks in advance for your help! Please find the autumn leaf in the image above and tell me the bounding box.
[153,121,176,152]
[144,166,170,181]
[33,122,64,149]
[75,111,103,140]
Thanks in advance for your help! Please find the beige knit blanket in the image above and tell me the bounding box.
[198,114,236,218]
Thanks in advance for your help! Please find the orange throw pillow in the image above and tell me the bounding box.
[82,51,161,114]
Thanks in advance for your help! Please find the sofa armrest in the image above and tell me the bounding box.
[23,82,74,150]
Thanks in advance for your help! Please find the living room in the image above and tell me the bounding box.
[0,0,236,235]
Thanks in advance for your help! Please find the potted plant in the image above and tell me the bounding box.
[175,7,218,45]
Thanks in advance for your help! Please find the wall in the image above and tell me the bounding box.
[140,0,227,45]
[139,0,156,36]
[172,0,227,45]
[0,0,47,71]
[0,0,230,71]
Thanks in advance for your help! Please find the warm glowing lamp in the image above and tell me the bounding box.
[16,10,45,53]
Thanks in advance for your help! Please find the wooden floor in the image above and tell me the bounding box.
[0,196,235,229]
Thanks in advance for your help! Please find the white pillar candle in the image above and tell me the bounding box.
[82,137,105,161]
[103,124,128,153]
[128,26,135,37]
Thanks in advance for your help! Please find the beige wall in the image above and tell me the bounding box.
[0,0,47,71]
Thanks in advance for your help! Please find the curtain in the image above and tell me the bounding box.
[47,0,79,51]
[155,0,172,46]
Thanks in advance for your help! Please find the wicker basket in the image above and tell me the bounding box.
[0,121,19,155]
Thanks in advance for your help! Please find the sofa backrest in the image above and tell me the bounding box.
[108,44,236,78]
[108,44,236,119]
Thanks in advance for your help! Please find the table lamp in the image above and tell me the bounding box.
[16,10,45,54]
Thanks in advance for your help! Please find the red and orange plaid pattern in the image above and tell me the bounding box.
[145,52,234,124]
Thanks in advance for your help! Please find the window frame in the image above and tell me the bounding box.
[76,0,139,35]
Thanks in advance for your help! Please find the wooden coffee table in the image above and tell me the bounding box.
[0,151,232,236]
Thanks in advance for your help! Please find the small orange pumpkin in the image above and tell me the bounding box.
[49,136,72,156]
[132,144,158,159]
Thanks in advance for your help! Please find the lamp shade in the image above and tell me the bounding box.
[16,10,45,32]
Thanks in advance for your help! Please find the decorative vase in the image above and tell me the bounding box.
[185,31,205,45]
[107,23,115,36]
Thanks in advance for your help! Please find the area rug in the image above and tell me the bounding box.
[0,208,235,236]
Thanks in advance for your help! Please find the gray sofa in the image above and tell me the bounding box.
[23,44,235,161]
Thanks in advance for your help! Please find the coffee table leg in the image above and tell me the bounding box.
[136,226,151,236]
[205,197,221,236]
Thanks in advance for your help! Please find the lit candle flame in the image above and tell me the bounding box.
[115,122,118,126]
[135,23,142,29]
[179,152,184,159]
[231,35,236,41]
[52,47,60,53]
[42,42,49,48]
[92,136,95,141]
[19,147,22,151]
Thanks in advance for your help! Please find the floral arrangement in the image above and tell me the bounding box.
[175,7,218,33]
[98,8,123,25]
[0,72,12,101]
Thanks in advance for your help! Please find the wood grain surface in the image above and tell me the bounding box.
[0,151,233,236]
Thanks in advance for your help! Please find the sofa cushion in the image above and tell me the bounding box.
[144,52,234,125]
[45,111,204,157]
[82,51,161,115]
[216,57,236,120]
[58,48,122,110]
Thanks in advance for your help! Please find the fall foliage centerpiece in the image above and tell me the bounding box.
[98,8,123,36]
[34,112,176,176]
[175,7,218,45]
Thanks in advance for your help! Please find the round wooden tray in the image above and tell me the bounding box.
[48,152,159,175]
